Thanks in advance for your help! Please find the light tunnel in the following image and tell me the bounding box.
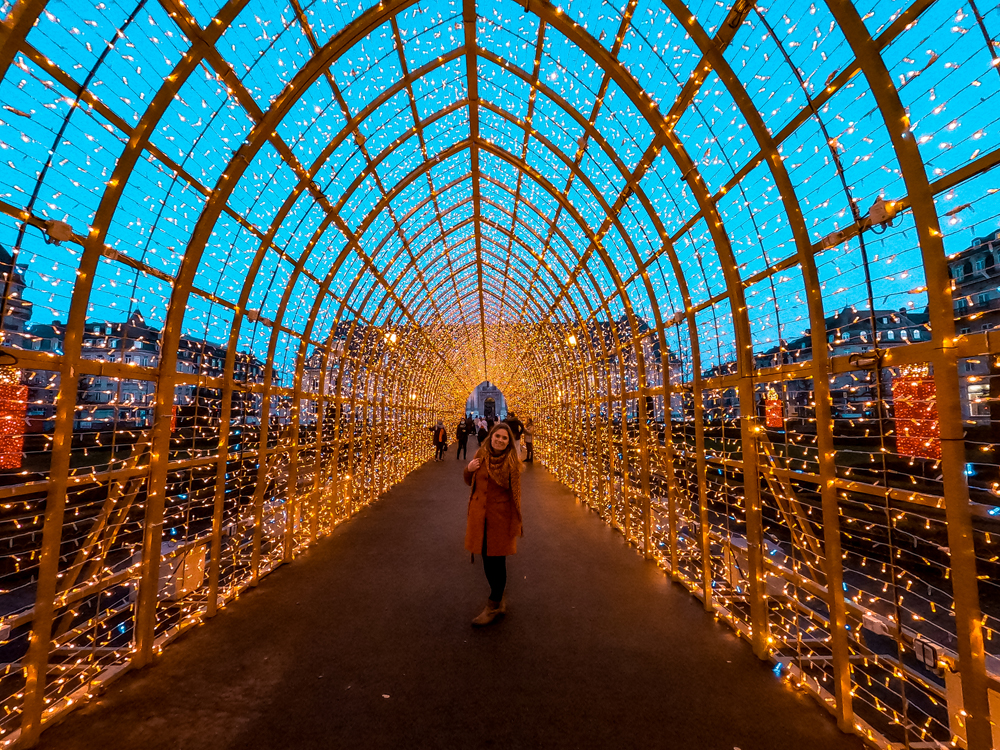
[0,0,999,746]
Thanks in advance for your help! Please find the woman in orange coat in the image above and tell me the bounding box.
[463,421,524,626]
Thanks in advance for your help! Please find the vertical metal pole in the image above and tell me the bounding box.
[739,377,769,658]
[249,382,272,586]
[284,390,300,562]
[206,365,233,619]
[691,323,712,611]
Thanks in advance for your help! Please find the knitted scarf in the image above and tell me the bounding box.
[482,442,522,532]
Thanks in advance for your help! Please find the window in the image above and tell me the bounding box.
[913,329,921,340]
[886,330,895,340]
[900,329,908,339]
[975,257,987,271]
[969,384,990,417]
[960,327,971,334]
[954,266,965,281]
[957,299,969,313]
[978,293,990,306]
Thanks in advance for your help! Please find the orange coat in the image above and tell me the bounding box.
[463,462,521,556]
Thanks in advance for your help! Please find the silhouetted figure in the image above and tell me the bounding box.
[431,420,447,462]
[456,417,469,460]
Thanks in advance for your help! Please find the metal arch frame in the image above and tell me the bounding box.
[0,0,45,80]
[316,130,645,347]
[5,1,992,750]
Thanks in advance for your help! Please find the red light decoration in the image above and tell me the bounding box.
[0,368,27,469]
[894,364,940,460]
[765,388,783,429]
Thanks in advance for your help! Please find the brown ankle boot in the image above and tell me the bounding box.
[471,599,503,626]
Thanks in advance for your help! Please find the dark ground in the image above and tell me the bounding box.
[39,453,866,750]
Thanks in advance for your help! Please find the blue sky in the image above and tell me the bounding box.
[0,0,998,383]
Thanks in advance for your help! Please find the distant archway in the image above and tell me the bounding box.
[466,381,506,419]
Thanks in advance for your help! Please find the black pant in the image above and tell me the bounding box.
[435,444,445,460]
[456,438,468,459]
[481,528,506,602]
[525,442,533,461]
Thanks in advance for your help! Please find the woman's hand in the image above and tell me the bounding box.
[467,458,481,471]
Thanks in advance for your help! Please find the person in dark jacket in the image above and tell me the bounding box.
[476,418,488,445]
[432,419,447,462]
[456,417,469,460]
[504,412,525,459]
[504,412,523,440]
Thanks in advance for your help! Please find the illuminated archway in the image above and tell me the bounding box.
[0,0,997,747]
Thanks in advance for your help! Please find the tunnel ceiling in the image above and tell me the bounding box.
[4,0,995,397]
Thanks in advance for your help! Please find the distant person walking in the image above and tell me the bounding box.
[455,416,470,460]
[523,417,534,462]
[432,419,447,462]
[476,417,488,446]
[463,422,524,626]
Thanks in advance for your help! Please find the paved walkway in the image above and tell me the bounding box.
[40,454,864,750]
